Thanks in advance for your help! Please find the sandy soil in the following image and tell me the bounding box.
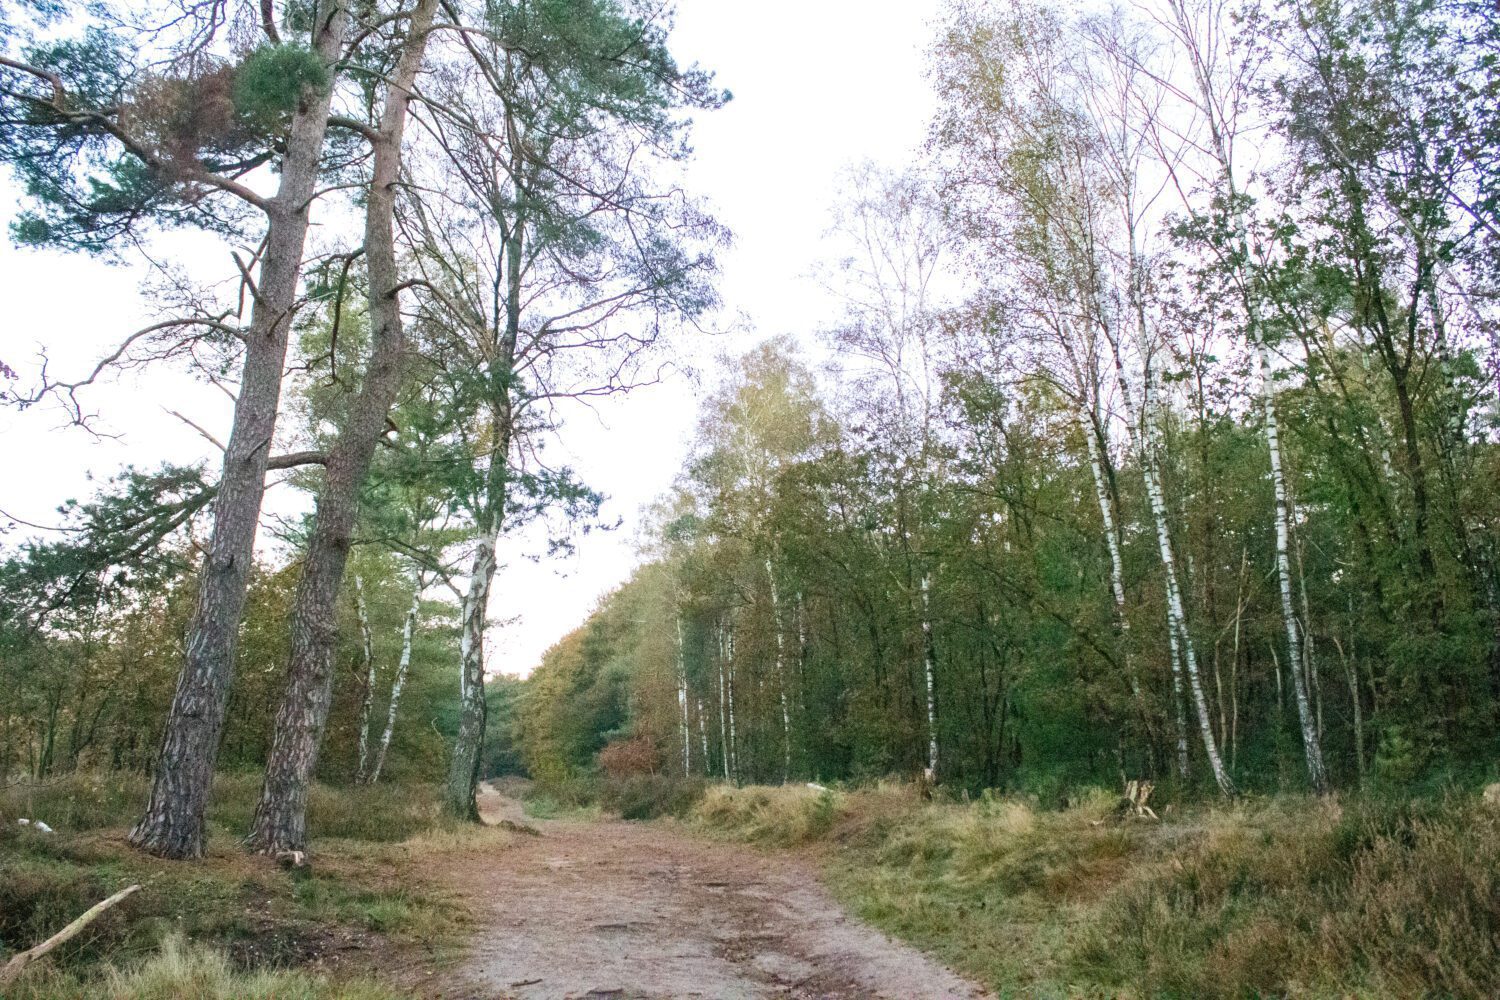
[430,784,992,1000]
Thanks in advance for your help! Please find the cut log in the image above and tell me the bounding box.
[1114,780,1159,821]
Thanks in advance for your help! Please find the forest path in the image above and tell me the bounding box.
[433,783,991,1000]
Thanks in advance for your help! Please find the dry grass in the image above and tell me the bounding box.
[0,772,514,997]
[691,783,1500,998]
[5,934,404,999]
[689,783,845,845]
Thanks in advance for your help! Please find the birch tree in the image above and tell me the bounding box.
[397,0,725,819]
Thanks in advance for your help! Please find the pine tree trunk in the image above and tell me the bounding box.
[353,575,376,784]
[128,2,349,860]
[368,585,419,786]
[246,0,437,855]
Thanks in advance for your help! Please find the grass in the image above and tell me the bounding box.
[688,782,1500,999]
[0,771,514,998]
[5,934,405,999]
[522,772,704,821]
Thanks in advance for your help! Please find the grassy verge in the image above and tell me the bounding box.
[687,782,1500,998]
[1,771,513,999]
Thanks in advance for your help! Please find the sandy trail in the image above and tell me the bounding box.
[434,784,991,1000]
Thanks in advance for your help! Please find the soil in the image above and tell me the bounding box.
[429,784,992,1000]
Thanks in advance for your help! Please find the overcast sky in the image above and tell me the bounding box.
[0,0,941,676]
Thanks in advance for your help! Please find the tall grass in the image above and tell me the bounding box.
[5,934,404,1000]
[691,783,1500,998]
[0,771,443,841]
[0,770,501,994]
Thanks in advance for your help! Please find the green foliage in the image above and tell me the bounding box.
[232,45,329,132]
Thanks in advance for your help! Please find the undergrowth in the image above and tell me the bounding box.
[523,773,705,821]
[0,771,511,998]
[689,782,1500,998]
[4,934,404,999]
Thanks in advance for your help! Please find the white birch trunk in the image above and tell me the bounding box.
[726,618,738,782]
[1166,0,1327,794]
[675,612,690,776]
[446,533,496,819]
[368,584,419,786]
[716,622,731,781]
[1080,409,1143,703]
[697,699,710,777]
[919,573,939,780]
[1142,363,1232,794]
[1101,275,1233,795]
[1264,345,1330,792]
[765,557,792,781]
[353,575,376,784]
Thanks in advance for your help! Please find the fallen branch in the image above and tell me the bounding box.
[0,884,140,986]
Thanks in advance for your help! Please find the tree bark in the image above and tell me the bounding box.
[353,574,376,784]
[129,0,349,859]
[247,0,437,855]
[765,557,792,781]
[919,572,939,781]
[368,584,420,786]
[1100,259,1235,796]
[676,611,691,775]
[1165,0,1326,794]
[445,534,496,821]
[697,698,710,777]
[716,621,731,781]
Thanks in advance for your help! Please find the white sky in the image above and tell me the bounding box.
[0,0,940,676]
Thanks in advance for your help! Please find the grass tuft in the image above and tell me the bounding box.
[4,933,404,999]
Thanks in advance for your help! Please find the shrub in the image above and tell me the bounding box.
[600,774,705,820]
[598,736,659,779]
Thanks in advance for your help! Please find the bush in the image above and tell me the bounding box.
[600,774,705,820]
[597,736,659,779]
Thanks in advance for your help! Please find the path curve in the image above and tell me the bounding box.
[437,784,992,1000]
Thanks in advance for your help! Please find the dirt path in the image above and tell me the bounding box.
[433,785,991,1000]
